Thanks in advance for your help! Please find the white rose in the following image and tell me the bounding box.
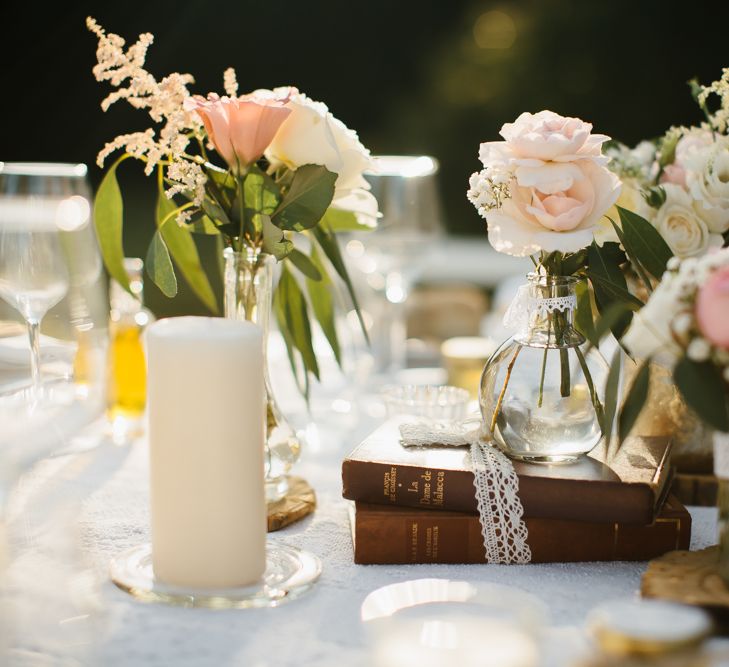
[594,178,653,246]
[265,90,378,225]
[685,137,729,233]
[652,184,723,258]
[622,277,683,360]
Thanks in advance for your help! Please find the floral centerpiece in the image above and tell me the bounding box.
[87,18,377,498]
[467,110,625,462]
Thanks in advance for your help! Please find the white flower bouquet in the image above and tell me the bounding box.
[87,19,377,391]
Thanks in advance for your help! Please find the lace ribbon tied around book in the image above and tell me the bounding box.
[399,421,532,564]
[502,283,577,335]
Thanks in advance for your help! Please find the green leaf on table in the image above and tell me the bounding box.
[601,347,622,455]
[674,356,729,431]
[617,206,673,280]
[156,191,218,312]
[277,265,320,382]
[272,164,337,231]
[288,248,322,281]
[262,215,293,260]
[320,207,376,232]
[312,221,369,344]
[145,230,177,298]
[618,358,650,446]
[306,244,341,366]
[93,155,131,293]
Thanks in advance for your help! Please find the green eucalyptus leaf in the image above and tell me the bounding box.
[617,206,673,280]
[618,359,650,446]
[244,167,280,215]
[288,248,322,281]
[312,222,369,344]
[278,266,320,380]
[262,215,293,260]
[320,207,376,232]
[145,230,177,298]
[674,356,729,431]
[156,191,218,312]
[273,164,337,231]
[306,244,341,366]
[93,156,131,293]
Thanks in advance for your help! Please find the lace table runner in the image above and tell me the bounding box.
[399,421,531,564]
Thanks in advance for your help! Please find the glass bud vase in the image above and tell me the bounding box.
[224,248,301,502]
[479,274,608,464]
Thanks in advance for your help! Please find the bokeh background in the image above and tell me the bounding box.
[2,0,728,313]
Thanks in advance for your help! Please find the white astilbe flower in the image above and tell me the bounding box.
[165,160,207,206]
[175,209,193,227]
[697,67,729,133]
[223,67,238,97]
[87,17,203,179]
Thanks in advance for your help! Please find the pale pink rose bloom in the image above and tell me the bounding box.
[483,110,611,166]
[660,163,687,187]
[696,266,729,349]
[184,88,294,170]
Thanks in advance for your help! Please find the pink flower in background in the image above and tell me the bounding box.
[185,89,294,170]
[659,163,687,187]
[696,266,729,349]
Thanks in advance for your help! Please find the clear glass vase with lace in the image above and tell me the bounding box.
[479,273,608,463]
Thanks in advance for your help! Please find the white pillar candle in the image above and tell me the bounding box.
[146,316,266,588]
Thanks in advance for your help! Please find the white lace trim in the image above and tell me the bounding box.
[399,420,532,564]
[502,283,576,335]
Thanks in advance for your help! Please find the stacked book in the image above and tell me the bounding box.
[342,418,690,564]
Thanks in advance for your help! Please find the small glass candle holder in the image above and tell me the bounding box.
[381,384,470,421]
[441,336,497,399]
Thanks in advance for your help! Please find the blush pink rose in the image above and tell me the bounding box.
[659,163,687,187]
[696,266,729,349]
[185,88,294,170]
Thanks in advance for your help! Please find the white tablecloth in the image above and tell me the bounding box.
[1,398,720,667]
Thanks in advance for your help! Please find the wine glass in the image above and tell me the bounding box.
[0,163,90,397]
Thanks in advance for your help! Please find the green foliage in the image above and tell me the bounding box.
[306,244,342,367]
[261,215,293,260]
[586,241,640,339]
[312,221,369,344]
[145,230,177,298]
[288,248,322,281]
[601,347,622,454]
[574,279,597,344]
[674,356,729,431]
[275,265,320,398]
[93,155,131,293]
[272,164,337,231]
[617,206,673,281]
[156,186,218,312]
[321,207,376,232]
[618,359,650,446]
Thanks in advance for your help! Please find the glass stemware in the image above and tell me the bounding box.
[0,163,90,397]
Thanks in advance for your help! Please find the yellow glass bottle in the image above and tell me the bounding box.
[107,258,151,442]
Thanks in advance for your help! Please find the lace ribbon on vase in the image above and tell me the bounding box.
[399,421,532,564]
[502,283,577,335]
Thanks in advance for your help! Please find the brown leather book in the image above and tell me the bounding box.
[342,417,673,525]
[351,495,691,564]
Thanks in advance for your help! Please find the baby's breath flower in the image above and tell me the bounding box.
[165,160,207,206]
[175,209,193,227]
[697,67,729,133]
[467,168,512,219]
[687,337,711,362]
